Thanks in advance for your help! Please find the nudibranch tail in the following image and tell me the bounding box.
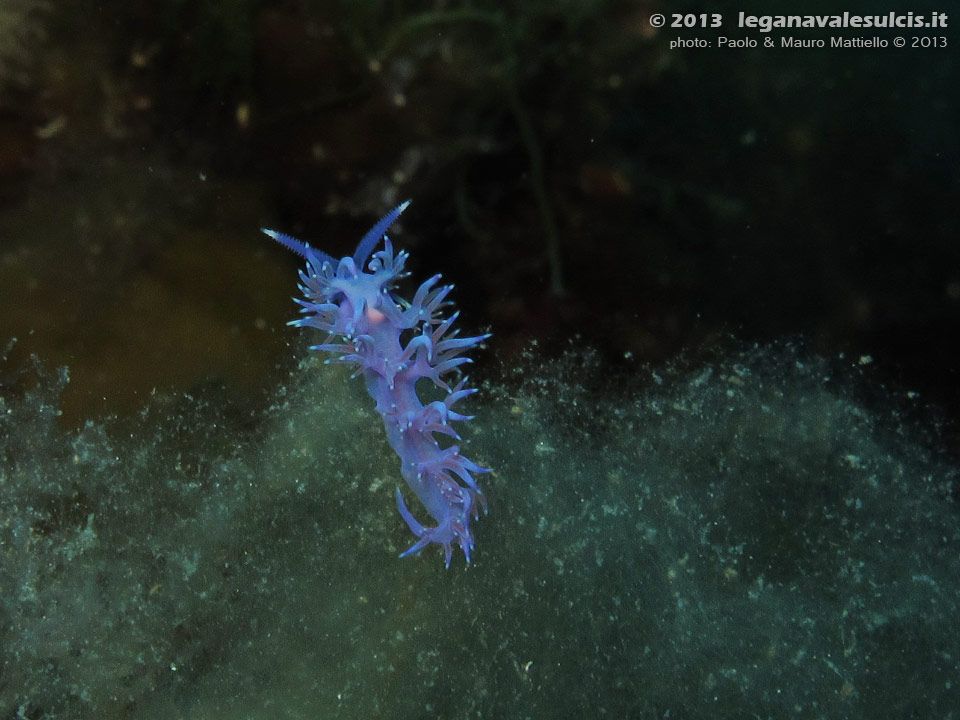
[266,200,489,567]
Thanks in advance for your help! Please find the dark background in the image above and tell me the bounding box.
[1,0,957,439]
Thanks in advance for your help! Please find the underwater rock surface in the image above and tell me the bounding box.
[1,342,957,718]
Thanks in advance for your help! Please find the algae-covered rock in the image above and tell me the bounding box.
[1,342,957,718]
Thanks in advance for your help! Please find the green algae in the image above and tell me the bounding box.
[1,342,957,718]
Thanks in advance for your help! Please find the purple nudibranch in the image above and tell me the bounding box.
[263,201,490,567]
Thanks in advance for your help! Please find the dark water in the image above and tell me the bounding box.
[1,1,957,717]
